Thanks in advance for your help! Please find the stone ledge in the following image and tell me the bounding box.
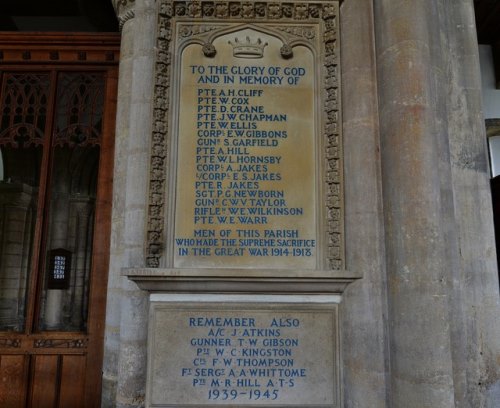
[123,268,360,294]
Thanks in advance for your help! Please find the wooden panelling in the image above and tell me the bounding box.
[30,355,59,408]
[83,66,118,408]
[0,355,27,408]
[59,355,86,408]
[0,33,120,64]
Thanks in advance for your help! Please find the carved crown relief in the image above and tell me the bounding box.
[147,1,342,270]
[228,36,268,58]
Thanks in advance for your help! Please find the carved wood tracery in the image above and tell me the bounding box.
[0,73,50,148]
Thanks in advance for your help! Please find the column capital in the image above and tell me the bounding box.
[111,0,136,30]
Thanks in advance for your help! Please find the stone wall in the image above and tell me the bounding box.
[104,0,500,407]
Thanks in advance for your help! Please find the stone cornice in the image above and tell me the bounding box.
[123,268,360,294]
[111,0,136,30]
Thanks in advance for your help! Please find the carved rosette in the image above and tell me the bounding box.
[0,338,21,348]
[147,1,343,269]
[164,1,335,20]
[34,338,88,348]
[147,2,172,267]
[111,0,136,30]
[321,7,342,270]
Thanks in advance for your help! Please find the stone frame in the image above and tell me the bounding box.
[145,0,343,271]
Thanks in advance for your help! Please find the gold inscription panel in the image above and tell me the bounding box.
[173,26,318,269]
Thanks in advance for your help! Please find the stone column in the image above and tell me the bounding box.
[0,184,34,330]
[103,1,136,404]
[374,1,500,406]
[443,1,500,406]
[341,0,389,407]
[44,166,71,329]
[374,1,456,406]
[104,1,156,407]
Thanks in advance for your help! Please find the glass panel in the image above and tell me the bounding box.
[38,72,104,332]
[38,145,100,331]
[0,73,49,331]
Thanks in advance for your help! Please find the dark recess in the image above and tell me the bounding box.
[0,0,118,32]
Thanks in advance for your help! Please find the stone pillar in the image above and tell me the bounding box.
[374,0,500,407]
[104,1,156,407]
[44,169,71,329]
[0,184,34,330]
[374,1,456,406]
[341,0,389,407]
[102,1,136,404]
[443,1,500,406]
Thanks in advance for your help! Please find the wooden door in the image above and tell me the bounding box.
[0,33,119,407]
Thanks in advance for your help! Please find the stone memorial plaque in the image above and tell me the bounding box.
[172,23,319,269]
[146,1,343,271]
[148,302,339,407]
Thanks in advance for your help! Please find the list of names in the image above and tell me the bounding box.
[149,307,336,406]
[182,315,304,402]
[174,35,317,269]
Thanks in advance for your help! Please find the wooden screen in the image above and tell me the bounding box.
[0,33,119,407]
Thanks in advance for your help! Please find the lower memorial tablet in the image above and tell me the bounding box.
[147,302,339,407]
